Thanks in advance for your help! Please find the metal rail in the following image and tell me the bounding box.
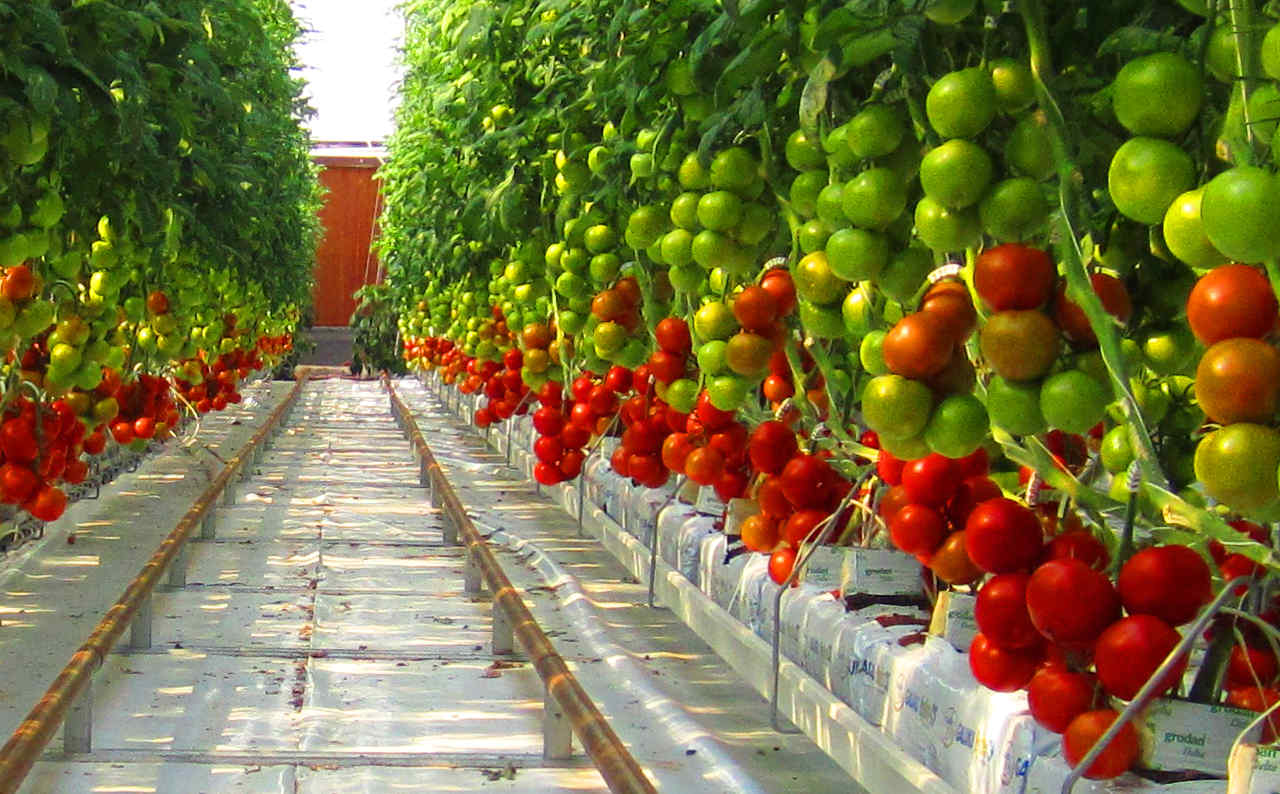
[0,375,306,792]
[384,376,658,794]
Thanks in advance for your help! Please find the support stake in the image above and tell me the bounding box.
[463,549,482,595]
[543,685,572,760]
[492,601,514,655]
[130,594,152,650]
[166,546,187,588]
[200,511,216,540]
[63,679,92,754]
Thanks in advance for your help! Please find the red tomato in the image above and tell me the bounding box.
[1117,545,1212,626]
[1044,530,1110,570]
[946,476,1003,530]
[25,485,67,522]
[878,484,913,524]
[1227,686,1280,742]
[969,633,1041,692]
[964,498,1044,573]
[757,476,791,520]
[532,407,565,436]
[732,285,779,332]
[1027,669,1097,734]
[1,418,37,463]
[889,504,947,556]
[83,430,107,456]
[975,573,1040,650]
[610,446,631,478]
[713,468,747,501]
[685,446,725,486]
[534,462,564,486]
[0,462,39,505]
[782,509,828,547]
[747,421,799,475]
[954,447,989,478]
[560,424,591,450]
[1227,644,1280,689]
[1025,558,1120,649]
[559,450,585,478]
[655,317,692,356]
[768,547,797,584]
[900,453,960,507]
[973,244,1056,311]
[661,433,695,475]
[111,420,135,445]
[1093,615,1185,701]
[779,454,834,509]
[627,453,663,485]
[1063,709,1139,780]
[876,451,905,485]
[694,389,736,431]
[760,269,797,317]
[604,366,632,393]
[1186,264,1277,345]
[534,436,563,465]
[648,351,685,384]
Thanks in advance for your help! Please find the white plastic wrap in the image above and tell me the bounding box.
[656,501,697,568]
[731,553,770,627]
[710,545,753,612]
[799,593,846,684]
[698,532,727,597]
[832,618,918,727]
[1024,752,1225,793]
[625,482,676,544]
[674,514,718,583]
[778,584,823,666]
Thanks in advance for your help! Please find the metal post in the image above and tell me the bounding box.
[492,601,514,655]
[505,417,514,465]
[646,513,661,608]
[576,476,587,537]
[63,679,92,754]
[543,685,572,760]
[442,509,458,546]
[463,549,482,594]
[129,594,152,650]
[200,511,216,540]
[166,546,187,588]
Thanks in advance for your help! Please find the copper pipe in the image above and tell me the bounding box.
[384,378,657,794]
[0,375,306,792]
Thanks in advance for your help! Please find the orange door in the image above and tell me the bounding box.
[312,158,382,326]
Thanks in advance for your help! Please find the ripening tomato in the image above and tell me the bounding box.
[762,374,794,402]
[1051,273,1132,346]
[973,244,1056,311]
[901,453,960,507]
[975,573,1040,650]
[1,417,37,463]
[627,453,664,485]
[1117,545,1212,626]
[83,430,107,456]
[969,633,1041,692]
[1026,558,1121,649]
[748,421,798,475]
[1194,338,1280,425]
[661,433,695,474]
[964,498,1044,573]
[1027,669,1097,734]
[1063,710,1139,780]
[1093,615,1185,700]
[732,285,779,332]
[714,468,747,501]
[0,462,39,505]
[1187,264,1277,345]
[889,504,947,556]
[685,446,725,486]
[882,312,954,379]
[760,269,797,317]
[111,420,135,445]
[928,531,983,585]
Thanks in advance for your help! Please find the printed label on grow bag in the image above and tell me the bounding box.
[842,547,922,597]
[1138,698,1260,775]
[801,545,845,590]
[929,590,978,652]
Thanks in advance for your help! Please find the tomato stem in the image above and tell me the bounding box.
[1015,0,1168,491]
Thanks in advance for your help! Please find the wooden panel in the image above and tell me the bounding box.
[313,162,382,326]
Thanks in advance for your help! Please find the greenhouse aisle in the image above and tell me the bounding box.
[19,378,855,794]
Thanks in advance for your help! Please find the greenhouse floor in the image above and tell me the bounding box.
[6,378,855,793]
